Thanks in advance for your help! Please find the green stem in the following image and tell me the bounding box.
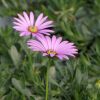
[45,59,51,100]
[45,65,49,100]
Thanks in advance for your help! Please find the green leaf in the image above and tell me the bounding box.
[12,78,24,94]
[12,78,32,98]
[8,45,21,67]
[75,68,82,85]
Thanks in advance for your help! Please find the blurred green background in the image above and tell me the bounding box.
[0,0,100,100]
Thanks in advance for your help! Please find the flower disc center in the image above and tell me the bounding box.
[28,26,38,33]
[47,50,56,55]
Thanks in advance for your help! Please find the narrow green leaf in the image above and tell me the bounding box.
[8,45,21,67]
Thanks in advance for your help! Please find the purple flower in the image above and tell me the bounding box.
[27,35,78,60]
[13,12,54,37]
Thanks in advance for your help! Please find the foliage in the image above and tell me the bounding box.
[0,0,100,100]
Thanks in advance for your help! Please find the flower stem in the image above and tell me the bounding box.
[45,65,49,100]
[45,59,51,100]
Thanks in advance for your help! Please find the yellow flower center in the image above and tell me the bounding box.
[28,26,38,33]
[47,50,56,55]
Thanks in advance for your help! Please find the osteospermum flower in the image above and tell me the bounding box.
[27,35,78,60]
[13,11,54,37]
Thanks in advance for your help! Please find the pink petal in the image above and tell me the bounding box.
[13,22,22,26]
[38,21,53,29]
[35,13,43,26]
[51,35,57,50]
[56,55,64,60]
[57,45,77,56]
[43,53,48,56]
[19,32,26,36]
[14,18,25,25]
[46,36,52,49]
[39,16,48,25]
[40,21,53,26]
[38,32,50,35]
[13,22,27,27]
[63,56,69,60]
[56,41,69,50]
[25,32,31,36]
[29,46,42,51]
[13,26,27,31]
[23,12,30,25]
[38,25,54,30]
[57,55,69,60]
[27,40,45,51]
[17,13,27,25]
[30,12,34,26]
[53,37,62,51]
[50,54,55,57]
[36,35,49,50]
[39,29,54,33]
[20,32,31,37]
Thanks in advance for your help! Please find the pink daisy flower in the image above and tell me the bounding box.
[13,11,54,37]
[27,35,78,60]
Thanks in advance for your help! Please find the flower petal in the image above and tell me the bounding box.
[53,37,62,51]
[39,29,54,33]
[17,13,27,25]
[27,40,45,51]
[36,35,49,50]
[35,13,43,26]
[51,35,57,50]
[38,21,53,30]
[30,12,34,26]
[23,12,30,25]
[46,36,52,50]
[43,53,48,56]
